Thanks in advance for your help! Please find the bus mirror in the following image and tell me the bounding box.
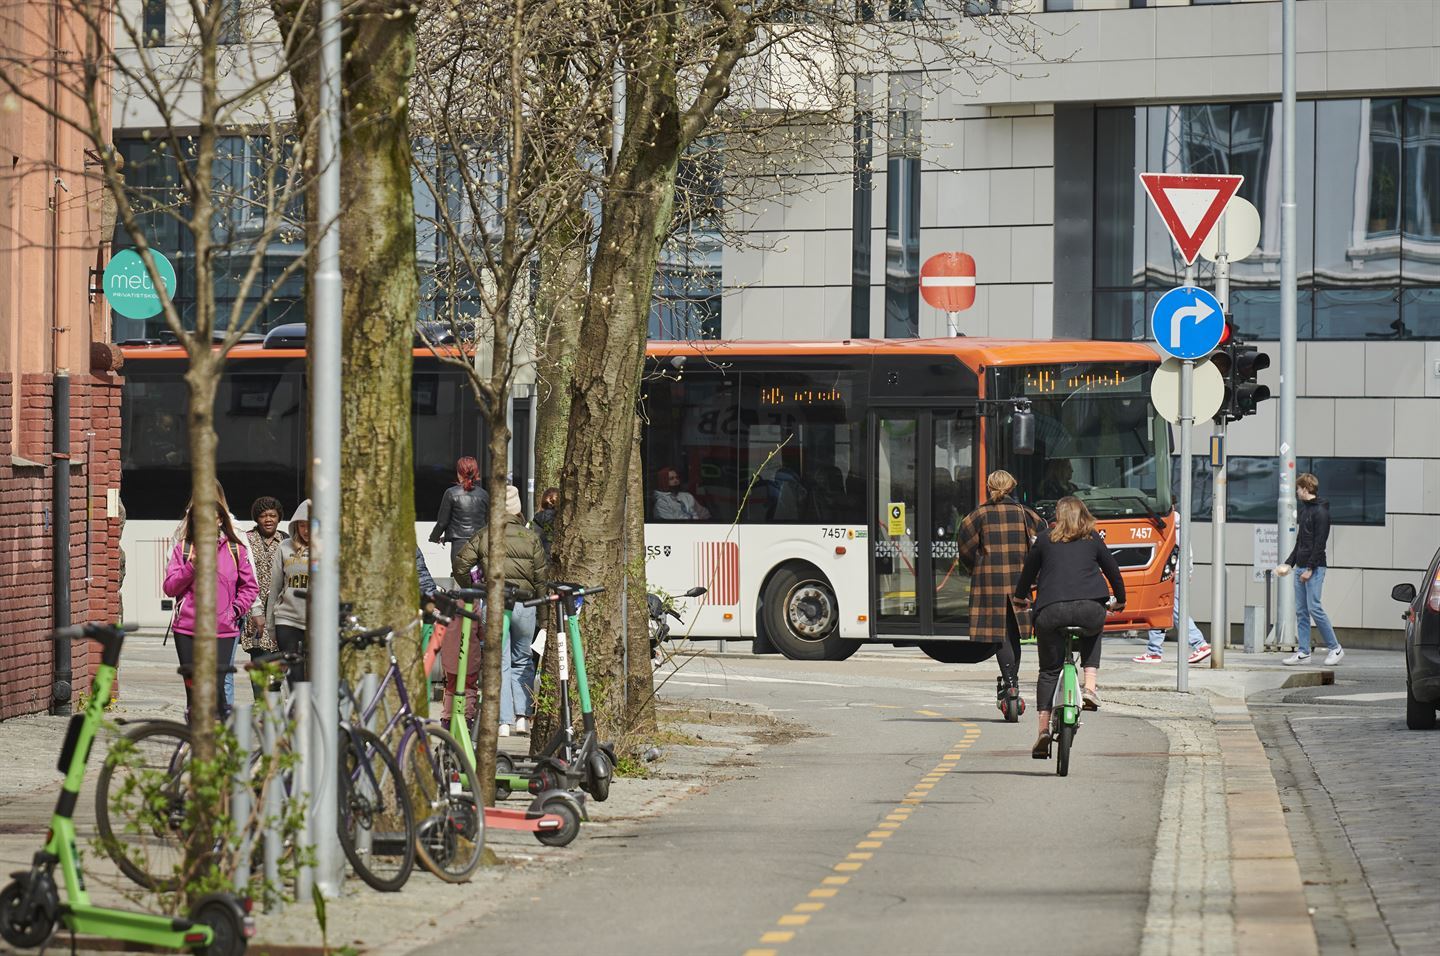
[1012,409,1036,456]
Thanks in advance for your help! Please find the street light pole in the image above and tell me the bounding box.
[1277,0,1299,650]
[1211,216,1229,668]
[309,0,343,897]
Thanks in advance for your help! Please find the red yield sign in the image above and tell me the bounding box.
[1140,173,1244,266]
[920,252,976,313]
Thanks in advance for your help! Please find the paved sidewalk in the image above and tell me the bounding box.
[0,635,793,953]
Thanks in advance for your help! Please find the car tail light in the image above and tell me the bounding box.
[1428,569,1440,614]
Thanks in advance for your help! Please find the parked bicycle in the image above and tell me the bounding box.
[96,611,417,892]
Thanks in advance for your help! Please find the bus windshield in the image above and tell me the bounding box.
[990,362,1171,522]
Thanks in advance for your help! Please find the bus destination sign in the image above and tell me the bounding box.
[1019,365,1146,397]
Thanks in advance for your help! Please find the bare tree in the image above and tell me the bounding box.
[408,0,611,798]
[0,0,319,889]
[547,3,1044,741]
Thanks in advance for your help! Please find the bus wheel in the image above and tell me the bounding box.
[918,642,998,665]
[762,564,857,662]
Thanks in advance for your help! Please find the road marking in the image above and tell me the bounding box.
[715,674,850,687]
[663,680,722,688]
[1318,691,1405,702]
[743,716,979,954]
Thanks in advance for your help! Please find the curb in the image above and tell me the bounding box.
[67,940,326,956]
[1210,695,1320,956]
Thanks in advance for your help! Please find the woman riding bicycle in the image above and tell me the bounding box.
[1012,496,1125,759]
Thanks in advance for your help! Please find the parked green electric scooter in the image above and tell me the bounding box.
[0,623,252,954]
[429,590,585,847]
[492,582,615,803]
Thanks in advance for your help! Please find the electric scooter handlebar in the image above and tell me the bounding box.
[52,622,137,668]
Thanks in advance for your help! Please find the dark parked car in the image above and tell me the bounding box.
[1391,544,1440,730]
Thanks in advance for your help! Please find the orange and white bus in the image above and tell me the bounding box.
[117,334,1176,661]
[639,338,1176,662]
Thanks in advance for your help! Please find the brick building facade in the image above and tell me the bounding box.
[1,3,119,719]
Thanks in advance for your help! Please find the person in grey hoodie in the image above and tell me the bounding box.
[268,499,312,684]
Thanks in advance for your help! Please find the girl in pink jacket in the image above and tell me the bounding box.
[163,484,259,720]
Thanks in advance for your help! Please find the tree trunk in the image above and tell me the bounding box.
[182,358,222,890]
[532,210,588,499]
[551,154,678,745]
[623,413,656,738]
[336,8,422,692]
[474,411,511,804]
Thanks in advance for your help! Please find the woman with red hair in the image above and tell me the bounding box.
[429,456,490,564]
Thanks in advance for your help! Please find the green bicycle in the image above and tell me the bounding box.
[1050,625,1086,777]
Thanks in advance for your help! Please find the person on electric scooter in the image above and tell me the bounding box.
[1012,496,1125,759]
[453,485,549,736]
[954,470,1047,718]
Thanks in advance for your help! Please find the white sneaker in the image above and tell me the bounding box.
[514,716,529,734]
[498,723,511,737]
[1281,652,1311,666]
[1324,646,1345,666]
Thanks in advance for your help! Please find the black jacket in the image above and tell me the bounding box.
[1014,530,1126,614]
[429,484,490,545]
[1284,497,1331,569]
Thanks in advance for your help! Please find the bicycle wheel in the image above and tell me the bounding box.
[1056,720,1075,777]
[402,724,485,883]
[95,720,193,890]
[337,726,415,892]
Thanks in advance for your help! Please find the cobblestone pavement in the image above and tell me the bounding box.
[1253,677,1440,956]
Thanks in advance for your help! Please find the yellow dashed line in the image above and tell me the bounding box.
[744,717,979,954]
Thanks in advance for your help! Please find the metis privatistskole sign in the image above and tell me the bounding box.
[103,248,176,320]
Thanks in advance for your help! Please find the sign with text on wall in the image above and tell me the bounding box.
[887,503,906,537]
[1252,525,1278,582]
[103,248,176,320]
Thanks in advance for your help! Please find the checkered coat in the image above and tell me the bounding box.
[955,497,1047,643]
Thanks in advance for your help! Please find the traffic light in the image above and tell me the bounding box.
[1229,345,1271,419]
[1207,325,1272,423]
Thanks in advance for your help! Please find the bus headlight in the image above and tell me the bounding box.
[1160,546,1179,582]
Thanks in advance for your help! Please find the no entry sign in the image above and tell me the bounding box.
[920,252,976,313]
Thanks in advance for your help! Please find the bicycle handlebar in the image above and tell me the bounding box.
[342,625,393,650]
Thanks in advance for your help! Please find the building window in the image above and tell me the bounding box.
[1090,98,1440,342]
[219,0,244,45]
[889,0,924,20]
[141,0,165,47]
[884,73,921,338]
[852,76,875,339]
[1175,457,1387,526]
[651,140,722,340]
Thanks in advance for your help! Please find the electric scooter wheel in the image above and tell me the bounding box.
[1056,721,1075,778]
[534,798,581,847]
[189,898,247,956]
[0,879,56,948]
[494,752,514,801]
[1003,695,1023,723]
[585,751,613,802]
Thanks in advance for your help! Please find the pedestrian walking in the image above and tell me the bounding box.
[1012,496,1126,759]
[954,470,1047,716]
[161,483,259,722]
[1134,513,1210,664]
[172,500,263,708]
[453,485,548,737]
[267,500,312,684]
[429,456,490,566]
[242,496,288,697]
[1279,473,1343,666]
[532,486,559,558]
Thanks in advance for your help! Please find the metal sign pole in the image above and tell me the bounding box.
[1277,0,1299,652]
[1211,218,1229,668]
[1177,263,1196,693]
[309,0,344,897]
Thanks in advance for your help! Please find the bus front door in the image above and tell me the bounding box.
[872,410,977,638]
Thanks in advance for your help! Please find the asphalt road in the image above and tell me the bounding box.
[1251,654,1440,956]
[414,653,1169,956]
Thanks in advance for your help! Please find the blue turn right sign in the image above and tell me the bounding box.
[1150,286,1225,360]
